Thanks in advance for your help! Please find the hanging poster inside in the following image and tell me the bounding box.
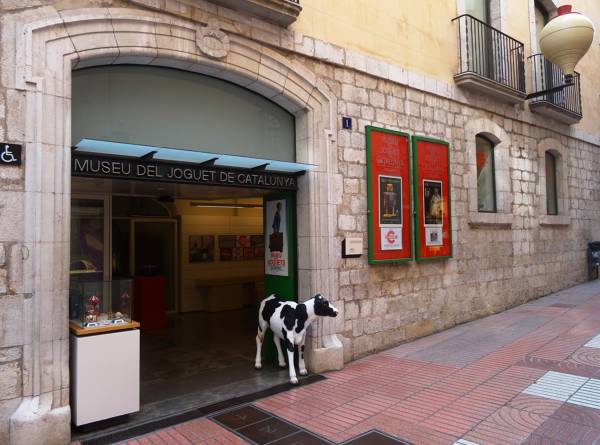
[265,199,288,276]
[367,127,412,263]
[413,136,452,260]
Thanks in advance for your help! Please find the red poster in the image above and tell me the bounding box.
[413,136,452,260]
[367,127,412,263]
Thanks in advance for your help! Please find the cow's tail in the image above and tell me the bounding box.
[256,294,273,341]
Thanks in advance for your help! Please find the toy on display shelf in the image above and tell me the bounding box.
[83,294,103,327]
[120,292,131,318]
[69,279,134,329]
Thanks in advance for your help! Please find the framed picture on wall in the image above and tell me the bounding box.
[220,248,233,261]
[233,247,244,260]
[189,235,215,263]
[219,235,235,248]
[251,235,264,248]
[218,235,264,261]
[236,235,251,248]
[366,126,413,263]
[412,136,452,260]
[379,175,402,227]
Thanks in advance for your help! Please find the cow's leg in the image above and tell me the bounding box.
[273,335,287,368]
[255,330,263,369]
[298,334,308,376]
[255,321,268,369]
[282,332,298,385]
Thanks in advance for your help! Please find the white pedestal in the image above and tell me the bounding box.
[70,329,140,426]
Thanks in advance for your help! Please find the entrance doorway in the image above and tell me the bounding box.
[69,64,303,436]
[69,178,298,436]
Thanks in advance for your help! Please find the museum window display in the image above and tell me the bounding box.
[69,279,133,328]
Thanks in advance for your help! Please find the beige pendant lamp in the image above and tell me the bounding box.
[539,5,595,79]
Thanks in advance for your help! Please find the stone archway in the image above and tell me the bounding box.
[6,7,341,444]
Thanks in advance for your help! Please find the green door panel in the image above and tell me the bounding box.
[262,192,297,363]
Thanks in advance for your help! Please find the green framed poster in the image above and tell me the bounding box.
[412,135,452,261]
[366,126,413,263]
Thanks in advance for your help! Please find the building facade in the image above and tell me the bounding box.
[0,0,599,443]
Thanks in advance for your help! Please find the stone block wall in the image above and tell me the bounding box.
[0,73,27,442]
[0,243,26,442]
[308,59,600,361]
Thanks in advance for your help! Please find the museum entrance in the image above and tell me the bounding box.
[70,177,299,437]
[68,64,305,437]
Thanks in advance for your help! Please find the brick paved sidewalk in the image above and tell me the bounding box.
[103,280,600,445]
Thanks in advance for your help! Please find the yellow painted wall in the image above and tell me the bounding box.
[291,0,600,134]
[291,0,458,81]
[175,199,264,312]
[506,0,532,55]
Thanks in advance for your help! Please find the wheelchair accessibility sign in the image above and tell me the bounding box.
[0,143,21,166]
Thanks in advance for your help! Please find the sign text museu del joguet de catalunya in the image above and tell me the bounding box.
[71,153,299,190]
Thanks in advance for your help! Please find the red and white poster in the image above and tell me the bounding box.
[413,136,452,260]
[367,127,412,263]
[265,199,288,276]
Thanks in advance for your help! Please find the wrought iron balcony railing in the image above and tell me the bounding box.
[529,54,582,122]
[453,15,526,101]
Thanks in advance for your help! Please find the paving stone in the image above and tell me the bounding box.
[523,371,588,402]
[567,379,600,410]
[584,334,600,349]
[115,283,600,445]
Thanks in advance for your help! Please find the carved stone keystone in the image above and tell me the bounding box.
[196,18,230,59]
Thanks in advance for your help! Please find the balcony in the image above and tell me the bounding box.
[528,54,582,125]
[453,15,526,104]
[209,0,301,27]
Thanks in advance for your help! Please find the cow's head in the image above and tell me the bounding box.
[313,294,338,317]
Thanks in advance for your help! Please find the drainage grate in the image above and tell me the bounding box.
[237,417,300,444]
[212,405,271,430]
[523,371,588,401]
[213,406,412,445]
[341,430,413,445]
[584,333,600,349]
[212,405,331,444]
[568,378,600,410]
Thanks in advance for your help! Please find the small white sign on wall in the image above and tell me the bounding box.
[343,236,363,257]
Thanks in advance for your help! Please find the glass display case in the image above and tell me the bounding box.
[69,278,133,328]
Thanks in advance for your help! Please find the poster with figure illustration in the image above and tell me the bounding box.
[189,235,215,263]
[379,175,402,226]
[265,199,288,276]
[423,180,443,226]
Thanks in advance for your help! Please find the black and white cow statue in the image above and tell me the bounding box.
[255,293,338,385]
